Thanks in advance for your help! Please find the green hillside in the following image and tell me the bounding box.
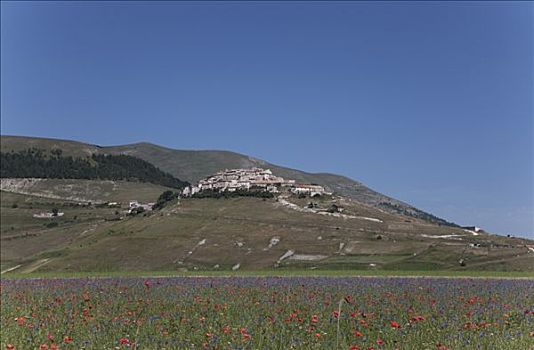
[1,135,452,225]
[1,147,189,189]
[1,189,532,274]
[3,135,532,275]
[0,179,173,204]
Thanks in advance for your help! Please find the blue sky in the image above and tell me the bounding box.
[1,1,532,238]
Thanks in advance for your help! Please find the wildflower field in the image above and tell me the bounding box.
[1,276,533,350]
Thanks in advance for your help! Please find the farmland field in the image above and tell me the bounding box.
[1,276,533,349]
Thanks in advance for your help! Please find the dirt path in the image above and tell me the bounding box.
[1,264,22,274]
[20,258,52,273]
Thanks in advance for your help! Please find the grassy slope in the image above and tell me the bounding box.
[0,180,173,272]
[2,190,532,274]
[1,135,451,225]
[1,178,173,204]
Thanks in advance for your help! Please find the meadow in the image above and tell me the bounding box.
[1,276,533,350]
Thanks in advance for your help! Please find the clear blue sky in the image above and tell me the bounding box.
[1,1,532,238]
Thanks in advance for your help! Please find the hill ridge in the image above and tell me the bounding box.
[0,134,454,226]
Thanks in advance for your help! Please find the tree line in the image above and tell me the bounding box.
[0,148,189,189]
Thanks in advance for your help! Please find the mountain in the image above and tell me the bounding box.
[0,135,453,226]
[1,135,533,273]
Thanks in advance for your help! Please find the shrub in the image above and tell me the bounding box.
[153,190,179,210]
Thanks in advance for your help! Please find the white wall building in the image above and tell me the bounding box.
[292,184,327,196]
[129,200,154,212]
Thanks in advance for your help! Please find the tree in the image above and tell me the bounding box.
[0,149,189,189]
[158,190,176,202]
[153,190,178,210]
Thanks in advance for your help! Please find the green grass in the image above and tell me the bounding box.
[2,194,534,274]
[0,179,173,204]
[3,188,534,276]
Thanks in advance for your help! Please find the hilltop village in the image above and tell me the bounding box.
[182,168,328,197]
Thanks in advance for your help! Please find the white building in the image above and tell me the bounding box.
[33,212,64,219]
[129,200,154,212]
[181,186,191,197]
[292,184,327,196]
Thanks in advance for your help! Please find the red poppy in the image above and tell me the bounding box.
[311,314,319,323]
[39,345,49,350]
[436,343,449,350]
[50,344,58,350]
[63,336,72,344]
[315,332,321,338]
[119,338,130,345]
[463,322,476,330]
[376,338,384,345]
[354,330,363,337]
[390,321,400,329]
[6,345,15,350]
[15,317,26,326]
[350,346,360,350]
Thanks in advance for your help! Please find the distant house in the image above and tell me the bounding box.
[462,226,483,233]
[292,184,327,196]
[33,212,64,219]
[182,186,200,197]
[128,200,154,213]
[181,186,191,197]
